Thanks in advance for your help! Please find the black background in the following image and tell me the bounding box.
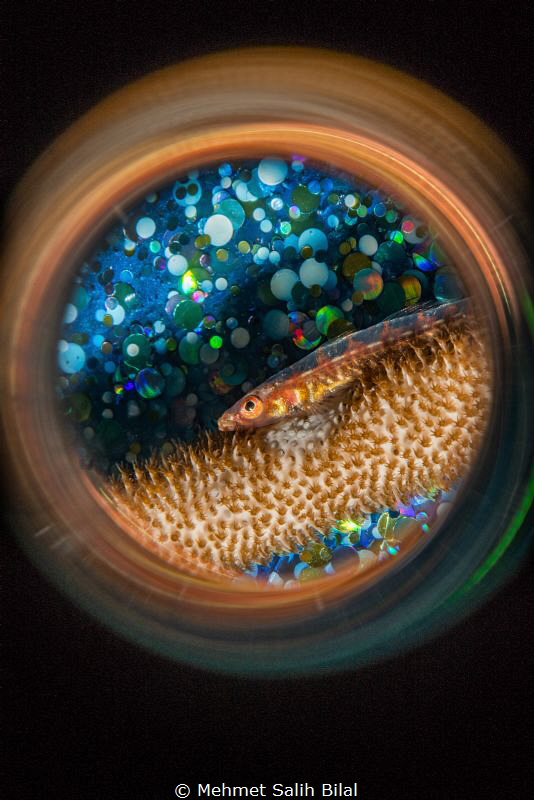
[3,2,533,799]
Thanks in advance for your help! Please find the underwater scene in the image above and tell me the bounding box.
[56,156,489,586]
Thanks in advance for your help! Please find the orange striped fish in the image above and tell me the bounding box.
[217,300,470,431]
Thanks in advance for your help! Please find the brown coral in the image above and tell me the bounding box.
[107,316,491,577]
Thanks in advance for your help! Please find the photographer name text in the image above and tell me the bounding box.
[197,785,357,797]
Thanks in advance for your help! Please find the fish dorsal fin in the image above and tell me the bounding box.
[382,299,439,322]
[328,300,446,343]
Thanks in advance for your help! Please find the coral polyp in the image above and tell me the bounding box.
[106,313,491,576]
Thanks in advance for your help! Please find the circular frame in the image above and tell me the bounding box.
[1,48,532,675]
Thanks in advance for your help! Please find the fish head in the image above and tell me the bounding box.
[218,392,271,431]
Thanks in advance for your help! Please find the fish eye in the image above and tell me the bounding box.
[242,396,263,418]
[1,48,532,676]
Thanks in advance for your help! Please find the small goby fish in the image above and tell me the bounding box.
[218,299,471,431]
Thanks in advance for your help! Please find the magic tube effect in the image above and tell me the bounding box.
[1,48,532,676]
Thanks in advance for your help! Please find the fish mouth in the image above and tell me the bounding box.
[217,413,239,432]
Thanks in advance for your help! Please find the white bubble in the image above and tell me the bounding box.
[235,180,258,203]
[126,343,140,357]
[358,234,378,256]
[167,254,188,276]
[200,344,219,364]
[270,268,299,301]
[258,158,288,186]
[298,227,328,255]
[215,277,228,291]
[136,216,156,239]
[230,327,251,349]
[299,258,329,288]
[58,342,86,374]
[63,303,78,324]
[174,178,201,206]
[204,214,234,246]
[109,304,125,325]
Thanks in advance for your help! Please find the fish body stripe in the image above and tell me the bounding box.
[256,300,470,419]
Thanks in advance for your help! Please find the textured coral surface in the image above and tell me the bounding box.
[107,317,491,576]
